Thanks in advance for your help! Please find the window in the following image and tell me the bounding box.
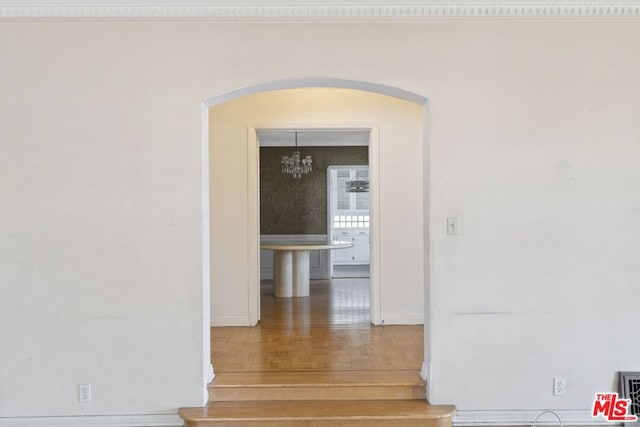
[333,215,370,228]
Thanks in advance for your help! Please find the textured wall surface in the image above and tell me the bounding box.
[260,146,368,235]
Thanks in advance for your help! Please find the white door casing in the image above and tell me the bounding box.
[251,125,381,325]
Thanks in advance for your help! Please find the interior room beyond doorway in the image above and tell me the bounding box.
[208,87,426,329]
[258,129,372,299]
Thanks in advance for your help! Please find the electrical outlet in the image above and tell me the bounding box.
[553,378,566,396]
[78,384,92,402]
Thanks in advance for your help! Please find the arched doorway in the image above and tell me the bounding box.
[200,79,431,401]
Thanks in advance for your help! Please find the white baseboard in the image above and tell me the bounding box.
[420,361,429,381]
[453,410,619,426]
[421,360,431,402]
[211,316,251,326]
[381,315,424,325]
[207,363,215,383]
[0,414,183,427]
[0,409,616,427]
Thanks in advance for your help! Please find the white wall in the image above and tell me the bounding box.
[209,88,424,326]
[0,19,639,418]
[427,21,640,409]
[0,22,208,416]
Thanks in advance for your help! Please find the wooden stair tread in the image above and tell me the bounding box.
[211,370,425,388]
[180,400,456,421]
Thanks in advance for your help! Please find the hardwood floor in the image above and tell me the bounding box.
[181,278,455,426]
[180,400,455,427]
[211,278,424,373]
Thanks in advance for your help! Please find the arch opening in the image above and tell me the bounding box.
[200,78,431,403]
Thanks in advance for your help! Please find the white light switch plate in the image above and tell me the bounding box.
[447,217,458,235]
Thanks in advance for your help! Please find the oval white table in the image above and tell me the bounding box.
[260,240,353,298]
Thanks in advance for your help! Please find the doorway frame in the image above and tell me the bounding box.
[202,78,430,403]
[251,124,381,325]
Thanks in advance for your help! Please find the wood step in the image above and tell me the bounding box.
[209,370,426,401]
[180,400,455,427]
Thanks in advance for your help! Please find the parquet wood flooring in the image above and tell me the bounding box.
[208,370,427,401]
[211,278,424,373]
[182,278,455,427]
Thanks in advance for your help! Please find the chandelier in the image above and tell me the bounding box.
[281,132,312,179]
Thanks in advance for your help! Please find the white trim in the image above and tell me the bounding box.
[422,99,433,409]
[203,79,426,109]
[380,314,424,325]
[420,360,429,381]
[422,360,432,402]
[0,411,616,427]
[247,128,260,326]
[251,122,382,327]
[207,363,215,383]
[454,410,620,426]
[420,359,430,402]
[327,170,334,279]
[2,1,640,18]
[210,315,251,326]
[0,414,183,427]
[368,126,382,326]
[200,103,212,405]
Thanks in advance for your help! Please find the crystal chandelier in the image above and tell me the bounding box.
[281,132,312,179]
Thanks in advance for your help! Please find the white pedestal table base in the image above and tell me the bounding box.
[262,240,353,299]
[273,250,310,298]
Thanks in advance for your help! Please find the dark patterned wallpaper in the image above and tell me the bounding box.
[260,146,368,235]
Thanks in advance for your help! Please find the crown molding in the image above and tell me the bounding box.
[1,1,640,19]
